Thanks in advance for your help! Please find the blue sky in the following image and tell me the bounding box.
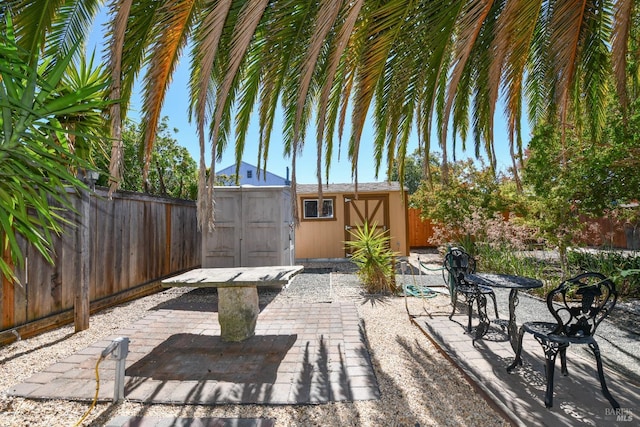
[88,10,526,185]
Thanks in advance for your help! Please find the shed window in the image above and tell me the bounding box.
[303,198,334,219]
[247,170,253,179]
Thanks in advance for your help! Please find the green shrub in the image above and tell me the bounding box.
[567,250,640,298]
[345,222,398,294]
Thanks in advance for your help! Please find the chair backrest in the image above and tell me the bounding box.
[443,247,476,284]
[546,272,617,338]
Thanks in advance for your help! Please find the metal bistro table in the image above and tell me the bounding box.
[162,266,304,342]
[465,273,543,352]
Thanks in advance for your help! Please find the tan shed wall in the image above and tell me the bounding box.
[388,191,409,256]
[295,190,408,259]
[295,193,346,259]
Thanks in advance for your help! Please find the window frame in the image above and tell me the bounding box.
[301,197,336,221]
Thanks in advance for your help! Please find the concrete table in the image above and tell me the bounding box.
[162,266,304,342]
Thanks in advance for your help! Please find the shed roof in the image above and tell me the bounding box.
[296,182,403,194]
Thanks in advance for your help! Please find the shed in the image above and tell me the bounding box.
[294,182,409,260]
[202,186,294,267]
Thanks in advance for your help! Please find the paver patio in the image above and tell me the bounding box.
[7,294,380,406]
[412,308,640,426]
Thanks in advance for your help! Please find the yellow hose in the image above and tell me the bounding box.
[73,355,104,426]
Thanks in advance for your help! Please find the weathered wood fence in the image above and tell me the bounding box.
[408,208,436,248]
[408,207,638,249]
[0,189,200,344]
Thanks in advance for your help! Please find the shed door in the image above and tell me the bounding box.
[344,194,389,256]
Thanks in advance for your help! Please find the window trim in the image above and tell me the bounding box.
[301,197,336,221]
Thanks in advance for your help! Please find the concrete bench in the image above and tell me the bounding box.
[161,266,304,341]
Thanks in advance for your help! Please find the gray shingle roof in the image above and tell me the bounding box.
[295,182,403,194]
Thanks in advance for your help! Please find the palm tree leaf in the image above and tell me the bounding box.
[210,0,268,153]
[293,0,342,145]
[498,0,542,170]
[45,0,102,59]
[190,0,234,141]
[140,0,197,183]
[315,0,363,186]
[9,0,64,58]
[349,0,417,182]
[580,1,612,142]
[441,0,494,160]
[548,0,589,137]
[612,0,632,114]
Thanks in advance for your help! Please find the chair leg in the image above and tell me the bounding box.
[590,341,620,409]
[449,291,458,320]
[507,327,526,372]
[560,346,568,376]
[541,340,559,408]
[467,299,474,332]
[489,292,499,319]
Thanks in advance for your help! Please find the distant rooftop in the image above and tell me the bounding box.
[217,161,290,186]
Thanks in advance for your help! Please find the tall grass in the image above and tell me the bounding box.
[567,250,640,298]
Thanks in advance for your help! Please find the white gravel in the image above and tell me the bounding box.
[0,270,509,427]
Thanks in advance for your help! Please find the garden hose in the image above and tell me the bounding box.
[401,261,439,318]
[73,354,104,427]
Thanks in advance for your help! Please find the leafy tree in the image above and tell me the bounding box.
[522,124,625,270]
[95,118,198,200]
[214,173,240,186]
[388,148,424,196]
[0,16,111,280]
[411,159,510,232]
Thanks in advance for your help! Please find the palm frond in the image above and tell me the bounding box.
[293,0,342,146]
[579,0,612,142]
[9,0,64,58]
[140,0,197,183]
[612,0,633,113]
[349,0,416,181]
[441,0,494,158]
[107,0,133,194]
[315,0,364,185]
[189,0,235,230]
[498,0,543,167]
[46,0,101,59]
[210,0,268,157]
[548,0,589,136]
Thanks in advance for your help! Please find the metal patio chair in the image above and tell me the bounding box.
[507,271,620,409]
[443,247,499,332]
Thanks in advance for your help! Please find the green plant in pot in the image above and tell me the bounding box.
[345,221,398,294]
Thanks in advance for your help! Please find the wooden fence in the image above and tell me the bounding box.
[0,189,200,344]
[408,207,637,250]
[408,208,436,248]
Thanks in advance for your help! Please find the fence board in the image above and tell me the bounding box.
[0,189,200,343]
[408,208,435,247]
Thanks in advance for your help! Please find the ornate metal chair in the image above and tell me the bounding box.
[443,247,499,332]
[507,272,619,409]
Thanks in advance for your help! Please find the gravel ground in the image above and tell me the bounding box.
[0,265,509,427]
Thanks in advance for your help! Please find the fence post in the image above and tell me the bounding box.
[74,181,92,332]
[1,239,14,329]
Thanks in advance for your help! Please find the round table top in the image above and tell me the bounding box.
[465,273,543,289]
